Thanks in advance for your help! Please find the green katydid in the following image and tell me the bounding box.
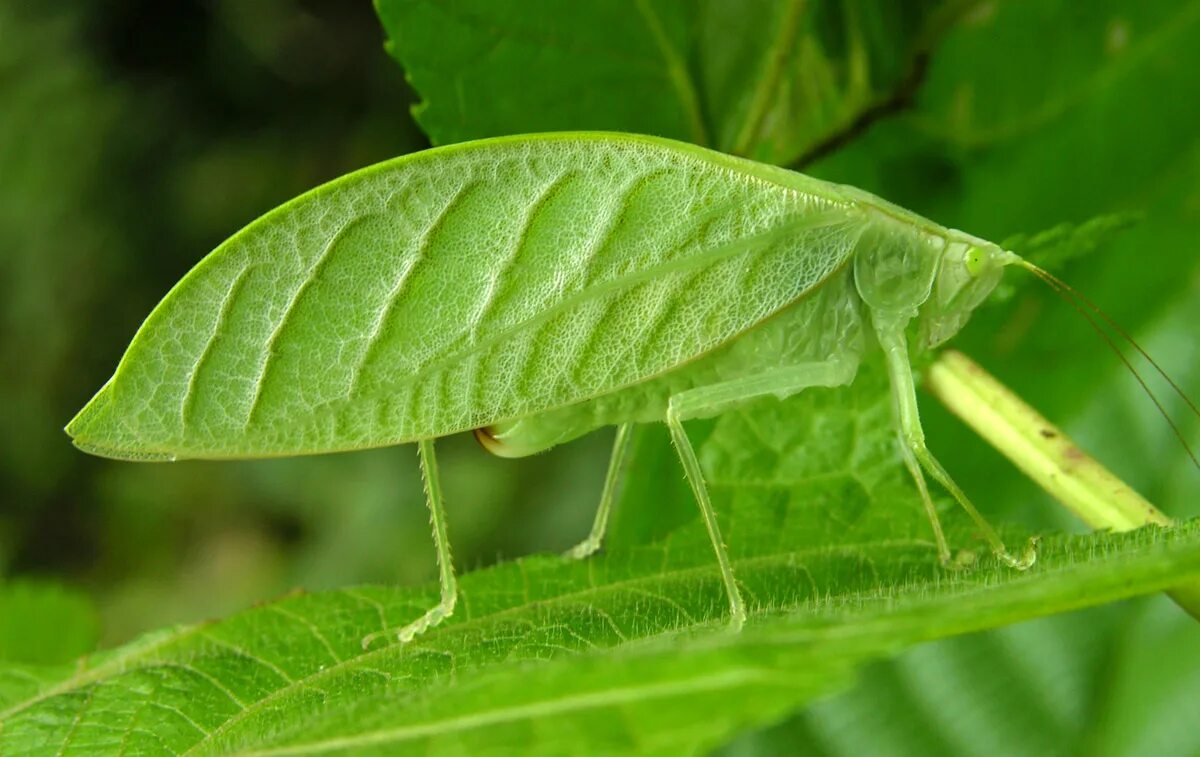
[68,131,1080,647]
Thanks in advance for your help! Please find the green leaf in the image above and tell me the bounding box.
[30,331,1200,753]
[376,0,953,164]
[7,360,1200,752]
[0,580,98,666]
[24,1,1197,753]
[997,212,1142,272]
[723,598,1200,757]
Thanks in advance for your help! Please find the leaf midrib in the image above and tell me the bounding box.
[240,668,770,756]
[6,524,1199,752]
[633,0,710,146]
[209,525,1200,754]
[179,539,937,754]
[0,538,927,737]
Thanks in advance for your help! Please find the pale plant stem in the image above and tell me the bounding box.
[925,350,1200,620]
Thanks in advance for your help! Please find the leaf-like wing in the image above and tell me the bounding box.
[67,133,861,461]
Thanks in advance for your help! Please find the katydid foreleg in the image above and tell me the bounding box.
[872,313,1037,570]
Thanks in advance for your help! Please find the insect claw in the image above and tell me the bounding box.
[563,539,602,560]
[728,606,746,633]
[950,549,979,570]
[934,545,953,567]
[360,630,385,651]
[995,536,1039,571]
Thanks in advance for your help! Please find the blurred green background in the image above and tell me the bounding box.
[0,0,614,648]
[2,0,1198,753]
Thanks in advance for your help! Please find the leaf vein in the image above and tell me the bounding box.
[161,661,249,709]
[633,0,710,145]
[265,605,343,665]
[729,0,805,155]
[200,633,294,685]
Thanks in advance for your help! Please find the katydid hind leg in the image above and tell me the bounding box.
[564,422,634,560]
[361,439,458,650]
[666,356,860,630]
[873,313,1037,569]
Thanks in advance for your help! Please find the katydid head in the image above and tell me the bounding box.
[851,213,1017,350]
[918,232,1018,349]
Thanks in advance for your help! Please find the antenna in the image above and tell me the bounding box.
[1015,258,1199,470]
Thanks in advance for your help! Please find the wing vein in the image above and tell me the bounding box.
[468,171,575,336]
[179,264,253,430]
[338,210,853,415]
[562,296,621,394]
[347,180,481,398]
[575,168,670,288]
[243,222,353,429]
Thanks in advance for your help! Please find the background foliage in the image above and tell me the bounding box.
[1,0,1197,753]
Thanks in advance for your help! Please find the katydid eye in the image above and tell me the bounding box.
[964,247,986,277]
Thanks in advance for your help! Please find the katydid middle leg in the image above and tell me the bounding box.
[665,356,860,631]
[564,422,635,559]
